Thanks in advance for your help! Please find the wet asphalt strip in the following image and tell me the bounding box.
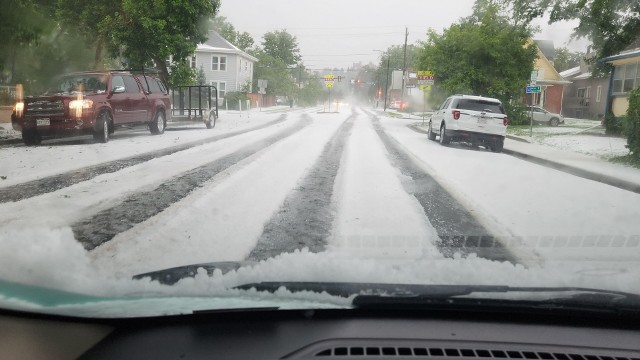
[0,115,288,204]
[364,110,518,263]
[73,116,312,251]
[246,111,355,262]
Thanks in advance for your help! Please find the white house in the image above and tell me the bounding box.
[169,31,257,100]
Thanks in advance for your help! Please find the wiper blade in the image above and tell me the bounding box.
[133,261,256,285]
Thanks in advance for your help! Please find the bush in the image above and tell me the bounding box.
[224,91,250,110]
[604,113,624,135]
[503,101,529,125]
[623,87,640,158]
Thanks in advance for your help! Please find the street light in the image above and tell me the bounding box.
[373,49,391,112]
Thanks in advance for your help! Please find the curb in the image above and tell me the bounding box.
[503,148,640,195]
[506,134,530,143]
[408,124,429,134]
[0,138,22,146]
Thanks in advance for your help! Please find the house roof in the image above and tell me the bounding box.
[531,40,571,85]
[559,66,581,79]
[600,48,640,63]
[197,31,258,62]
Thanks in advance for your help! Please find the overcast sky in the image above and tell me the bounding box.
[218,0,591,69]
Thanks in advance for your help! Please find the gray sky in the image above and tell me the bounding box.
[218,0,591,69]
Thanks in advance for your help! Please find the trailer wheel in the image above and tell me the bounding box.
[206,112,216,129]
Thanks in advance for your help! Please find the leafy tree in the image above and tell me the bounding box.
[55,0,121,69]
[101,0,220,87]
[505,0,640,72]
[553,47,585,72]
[261,30,301,66]
[196,65,207,85]
[252,52,296,97]
[416,1,537,124]
[235,32,255,52]
[373,44,418,98]
[0,0,56,83]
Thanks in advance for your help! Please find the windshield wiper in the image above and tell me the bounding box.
[133,261,256,285]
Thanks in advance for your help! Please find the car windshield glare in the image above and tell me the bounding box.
[51,75,108,94]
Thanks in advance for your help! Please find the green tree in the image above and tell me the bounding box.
[101,0,220,87]
[505,0,640,72]
[416,1,537,123]
[235,32,255,52]
[623,87,640,159]
[252,52,296,97]
[553,47,585,72]
[261,30,301,66]
[373,44,418,98]
[0,0,55,83]
[55,0,121,69]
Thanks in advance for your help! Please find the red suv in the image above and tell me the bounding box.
[12,71,171,145]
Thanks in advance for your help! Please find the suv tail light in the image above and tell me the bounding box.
[452,110,460,120]
[503,117,509,126]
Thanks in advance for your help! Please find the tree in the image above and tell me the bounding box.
[235,32,255,52]
[261,30,301,66]
[373,44,418,98]
[505,0,640,71]
[416,1,538,123]
[553,47,585,72]
[55,0,121,69]
[623,87,640,160]
[252,52,296,97]
[196,65,207,85]
[100,0,220,87]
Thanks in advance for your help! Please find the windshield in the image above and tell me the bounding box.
[48,74,108,94]
[1,0,640,319]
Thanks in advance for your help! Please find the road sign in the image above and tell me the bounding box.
[530,70,538,82]
[417,70,435,81]
[326,82,334,88]
[526,85,541,93]
[257,79,268,89]
[324,75,335,82]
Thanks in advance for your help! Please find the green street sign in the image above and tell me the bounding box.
[526,85,541,93]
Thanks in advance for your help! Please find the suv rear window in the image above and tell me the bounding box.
[454,99,505,114]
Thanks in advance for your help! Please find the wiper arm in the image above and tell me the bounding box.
[133,261,256,285]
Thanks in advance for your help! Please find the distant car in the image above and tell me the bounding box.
[526,106,564,126]
[428,94,508,152]
[389,100,408,110]
[12,70,170,145]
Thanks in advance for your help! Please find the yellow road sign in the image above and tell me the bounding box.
[326,82,334,88]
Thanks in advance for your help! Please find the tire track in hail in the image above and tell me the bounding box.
[0,115,288,204]
[362,109,518,264]
[73,116,312,251]
[246,110,356,261]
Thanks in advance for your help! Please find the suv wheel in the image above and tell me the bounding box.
[439,124,450,145]
[549,117,559,126]
[206,112,216,129]
[22,130,41,146]
[427,120,437,141]
[150,111,165,135]
[93,112,110,143]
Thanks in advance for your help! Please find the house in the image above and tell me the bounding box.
[527,40,571,114]
[560,54,609,119]
[601,47,640,117]
[168,31,257,100]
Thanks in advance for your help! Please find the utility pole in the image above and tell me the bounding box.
[400,27,408,111]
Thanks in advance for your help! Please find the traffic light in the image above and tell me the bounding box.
[377,88,382,97]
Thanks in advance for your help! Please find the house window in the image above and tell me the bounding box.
[190,55,197,69]
[596,85,602,102]
[623,63,637,92]
[613,65,624,93]
[245,61,248,71]
[212,56,227,71]
[577,87,590,106]
[210,81,226,98]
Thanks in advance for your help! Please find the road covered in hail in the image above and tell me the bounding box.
[1,105,639,312]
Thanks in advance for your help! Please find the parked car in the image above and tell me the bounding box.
[526,105,564,126]
[11,70,171,145]
[428,94,509,152]
[389,100,409,110]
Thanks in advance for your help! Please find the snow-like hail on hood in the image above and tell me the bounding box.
[0,225,639,302]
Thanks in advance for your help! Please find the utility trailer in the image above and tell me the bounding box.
[169,85,218,129]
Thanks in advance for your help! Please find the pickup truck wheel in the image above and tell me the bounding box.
[150,111,165,135]
[427,121,437,141]
[22,130,41,146]
[549,118,559,126]
[439,124,450,145]
[206,112,216,129]
[93,112,110,143]
[491,138,504,153]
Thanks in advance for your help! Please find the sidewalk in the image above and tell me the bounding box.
[504,137,640,194]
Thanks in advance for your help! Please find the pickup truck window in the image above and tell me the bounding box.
[123,76,141,93]
[111,76,125,92]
